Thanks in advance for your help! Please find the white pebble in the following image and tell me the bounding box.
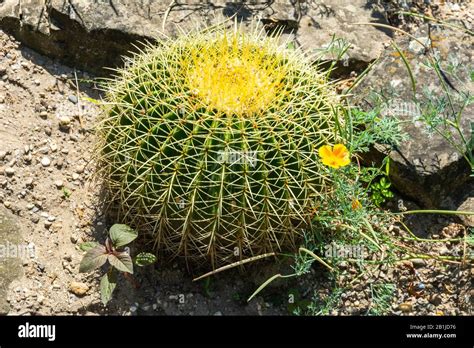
[4,167,15,176]
[41,157,51,167]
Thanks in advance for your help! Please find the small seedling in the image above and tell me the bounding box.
[79,224,157,305]
[62,187,71,199]
[370,177,394,207]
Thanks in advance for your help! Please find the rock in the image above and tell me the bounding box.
[54,180,64,189]
[68,95,78,104]
[40,157,51,167]
[75,165,85,174]
[0,206,24,314]
[442,180,474,227]
[59,116,71,130]
[0,0,390,76]
[429,294,442,306]
[410,259,427,268]
[4,167,15,176]
[296,0,390,77]
[68,282,89,296]
[398,302,413,313]
[457,191,474,227]
[355,26,472,208]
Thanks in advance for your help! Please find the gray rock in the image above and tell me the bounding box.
[355,26,473,208]
[442,180,474,227]
[296,0,390,76]
[0,0,390,75]
[0,206,24,314]
[67,95,78,104]
[411,258,427,268]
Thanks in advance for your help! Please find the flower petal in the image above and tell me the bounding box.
[339,155,351,166]
[318,145,333,159]
[322,157,339,168]
[332,144,348,158]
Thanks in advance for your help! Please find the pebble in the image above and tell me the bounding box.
[4,167,15,176]
[438,247,450,255]
[30,216,39,224]
[59,116,71,130]
[72,173,80,180]
[44,220,53,229]
[398,303,412,313]
[0,151,7,160]
[411,259,426,268]
[68,95,78,104]
[51,222,62,232]
[41,157,51,167]
[69,282,89,296]
[54,180,64,189]
[429,294,442,306]
[39,111,48,119]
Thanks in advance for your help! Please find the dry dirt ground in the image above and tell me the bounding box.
[0,29,472,316]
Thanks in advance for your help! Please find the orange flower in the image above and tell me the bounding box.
[318,144,350,169]
[351,199,362,210]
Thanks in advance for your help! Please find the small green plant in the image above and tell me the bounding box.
[79,224,156,305]
[62,187,71,199]
[299,286,343,316]
[369,177,394,207]
[367,283,396,316]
